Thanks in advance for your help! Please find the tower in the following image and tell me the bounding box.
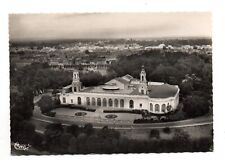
[140,65,147,83]
[72,70,82,93]
[139,65,147,94]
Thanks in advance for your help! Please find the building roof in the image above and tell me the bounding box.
[114,77,130,85]
[148,84,178,98]
[80,83,178,99]
[122,74,133,81]
[81,85,133,94]
[76,74,179,98]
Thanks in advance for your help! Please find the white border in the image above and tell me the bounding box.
[1,0,225,163]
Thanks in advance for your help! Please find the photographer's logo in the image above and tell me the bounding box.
[14,142,31,151]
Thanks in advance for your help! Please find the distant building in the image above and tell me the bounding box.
[59,66,180,114]
[144,44,166,50]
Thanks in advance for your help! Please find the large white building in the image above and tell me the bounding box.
[59,66,180,114]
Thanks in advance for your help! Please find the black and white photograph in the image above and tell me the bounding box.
[8,12,213,155]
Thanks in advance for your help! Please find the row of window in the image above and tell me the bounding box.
[63,97,133,108]
[62,97,171,112]
[149,103,171,113]
[86,97,126,108]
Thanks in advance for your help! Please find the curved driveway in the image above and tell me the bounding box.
[32,107,213,130]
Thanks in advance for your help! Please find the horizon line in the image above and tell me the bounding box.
[10,36,212,43]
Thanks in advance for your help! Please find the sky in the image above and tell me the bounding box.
[9,12,211,41]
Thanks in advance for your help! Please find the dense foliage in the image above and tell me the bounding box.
[110,50,211,87]
[36,123,212,154]
[10,62,72,92]
[109,50,212,117]
[182,94,209,117]
[37,95,55,113]
[10,62,115,93]
[10,90,35,144]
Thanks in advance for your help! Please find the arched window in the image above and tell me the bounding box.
[92,98,96,106]
[63,97,66,103]
[120,99,124,108]
[161,104,166,113]
[103,98,107,107]
[97,98,101,106]
[150,103,153,111]
[129,100,134,108]
[86,97,90,106]
[167,104,172,112]
[78,97,81,105]
[155,104,160,112]
[108,99,113,107]
[114,99,118,108]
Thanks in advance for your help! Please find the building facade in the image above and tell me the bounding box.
[59,66,179,114]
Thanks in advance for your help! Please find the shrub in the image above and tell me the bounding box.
[163,127,171,134]
[82,123,94,136]
[149,129,160,139]
[43,111,56,117]
[103,109,142,114]
[66,124,80,137]
[182,94,209,118]
[52,89,60,95]
[38,95,54,113]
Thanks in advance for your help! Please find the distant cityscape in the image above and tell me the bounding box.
[10,38,212,75]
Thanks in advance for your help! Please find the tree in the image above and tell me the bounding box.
[10,91,34,120]
[66,124,80,137]
[52,89,60,95]
[84,49,90,54]
[31,132,44,150]
[58,133,74,153]
[180,78,194,96]
[151,65,178,82]
[82,123,94,136]
[98,126,120,140]
[68,137,78,154]
[163,127,171,134]
[85,134,102,153]
[172,129,191,151]
[44,123,64,152]
[37,95,54,113]
[11,120,36,144]
[182,94,209,117]
[149,129,160,139]
[80,71,106,87]
[44,123,64,140]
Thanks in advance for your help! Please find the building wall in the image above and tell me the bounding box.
[59,89,179,114]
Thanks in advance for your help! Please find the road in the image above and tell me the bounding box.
[31,109,213,133]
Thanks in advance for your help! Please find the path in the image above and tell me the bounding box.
[32,106,212,132]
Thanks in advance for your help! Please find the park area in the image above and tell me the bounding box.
[32,101,213,142]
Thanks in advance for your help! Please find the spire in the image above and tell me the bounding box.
[140,65,146,83]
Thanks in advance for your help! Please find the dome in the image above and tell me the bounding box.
[102,85,120,90]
